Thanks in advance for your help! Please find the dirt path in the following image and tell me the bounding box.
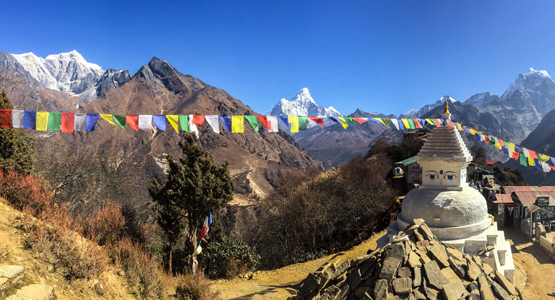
[504,228,555,299]
[211,230,386,300]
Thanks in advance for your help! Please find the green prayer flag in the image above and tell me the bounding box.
[47,112,61,131]
[113,115,126,129]
[298,116,308,130]
[407,119,415,129]
[179,115,189,132]
[344,117,357,126]
[245,115,259,131]
[519,153,527,167]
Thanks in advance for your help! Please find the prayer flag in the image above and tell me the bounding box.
[515,145,523,153]
[533,159,541,170]
[528,149,538,160]
[167,115,179,133]
[407,119,416,129]
[257,116,270,130]
[278,116,290,128]
[23,111,36,130]
[126,115,139,131]
[542,162,551,173]
[288,116,299,133]
[401,119,410,129]
[231,116,244,133]
[188,115,199,137]
[551,165,555,172]
[337,117,349,129]
[198,211,213,242]
[425,119,435,126]
[245,115,259,131]
[267,116,279,132]
[113,115,126,129]
[528,157,535,166]
[538,153,550,163]
[434,119,442,127]
[192,115,205,127]
[522,148,530,157]
[519,153,527,166]
[179,115,189,132]
[448,120,455,129]
[412,118,421,128]
[507,142,516,153]
[390,119,400,130]
[12,110,23,128]
[493,138,501,150]
[512,150,520,161]
[344,117,357,126]
[351,117,366,124]
[374,118,387,126]
[153,115,166,131]
[205,115,220,133]
[47,112,61,131]
[368,119,382,125]
[484,133,489,144]
[138,115,153,131]
[397,119,405,130]
[101,114,117,126]
[552,157,555,166]
[0,109,12,129]
[61,113,74,133]
[36,111,49,131]
[308,116,324,125]
[75,113,87,132]
[298,116,308,130]
[219,115,232,133]
[86,114,100,132]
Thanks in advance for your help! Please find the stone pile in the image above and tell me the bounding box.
[0,265,56,300]
[292,219,519,300]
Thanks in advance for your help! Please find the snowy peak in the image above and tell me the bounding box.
[501,68,555,117]
[268,88,342,117]
[401,96,457,118]
[13,50,105,97]
[463,92,500,107]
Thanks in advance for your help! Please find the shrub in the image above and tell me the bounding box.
[176,273,221,300]
[0,169,52,215]
[81,202,126,246]
[111,238,163,299]
[198,235,260,279]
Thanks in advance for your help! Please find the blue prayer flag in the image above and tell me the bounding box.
[86,114,100,132]
[153,115,166,131]
[23,111,36,130]
[219,115,232,133]
[278,116,290,128]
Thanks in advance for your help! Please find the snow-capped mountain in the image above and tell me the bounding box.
[10,50,131,104]
[401,96,458,118]
[500,68,555,117]
[463,92,500,107]
[268,87,342,117]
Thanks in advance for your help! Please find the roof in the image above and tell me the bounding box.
[507,188,555,207]
[416,114,473,162]
[504,186,555,194]
[395,156,416,166]
[493,194,513,204]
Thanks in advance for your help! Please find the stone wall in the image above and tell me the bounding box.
[520,218,530,236]
[538,236,555,256]
[535,222,546,240]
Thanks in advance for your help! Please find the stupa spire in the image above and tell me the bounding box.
[444,100,450,114]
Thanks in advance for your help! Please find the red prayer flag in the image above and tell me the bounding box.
[498,139,505,147]
[307,116,324,125]
[126,115,140,131]
[0,109,12,129]
[528,149,538,159]
[256,116,270,130]
[351,118,366,124]
[449,120,455,129]
[433,119,442,127]
[192,115,205,127]
[412,118,421,128]
[512,151,520,161]
[551,165,555,171]
[61,113,75,133]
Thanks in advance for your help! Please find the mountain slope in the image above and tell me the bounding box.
[71,57,325,203]
[401,96,457,118]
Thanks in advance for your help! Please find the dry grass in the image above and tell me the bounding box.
[175,273,222,300]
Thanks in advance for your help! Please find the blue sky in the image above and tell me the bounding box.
[3,0,555,116]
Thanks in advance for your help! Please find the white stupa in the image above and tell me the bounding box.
[380,102,515,282]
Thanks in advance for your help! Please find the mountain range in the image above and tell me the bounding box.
[0,51,324,207]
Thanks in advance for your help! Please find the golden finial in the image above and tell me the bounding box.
[444,100,450,114]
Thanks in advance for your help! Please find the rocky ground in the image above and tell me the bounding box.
[214,227,555,300]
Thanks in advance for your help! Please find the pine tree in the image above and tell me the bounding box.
[149,134,234,273]
[0,90,34,173]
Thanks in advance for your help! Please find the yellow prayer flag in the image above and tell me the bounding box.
[373,118,386,126]
[507,142,516,153]
[231,116,244,133]
[101,114,117,126]
[338,117,348,129]
[528,157,536,166]
[494,138,502,150]
[166,115,179,133]
[401,119,410,129]
[36,111,49,131]
[288,116,299,133]
[538,153,551,163]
